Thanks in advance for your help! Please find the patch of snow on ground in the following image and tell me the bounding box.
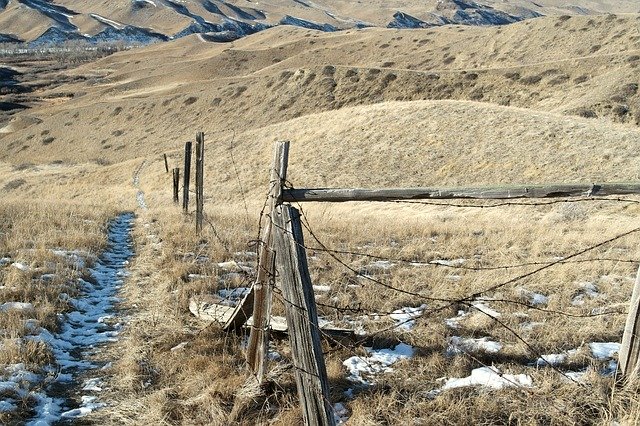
[51,249,91,269]
[367,260,395,270]
[447,336,503,355]
[389,304,427,330]
[589,342,620,360]
[217,287,250,306]
[333,402,350,424]
[171,341,188,352]
[343,343,414,384]
[535,353,568,367]
[217,260,254,273]
[572,282,600,305]
[563,371,587,383]
[90,13,125,30]
[471,302,501,317]
[11,261,29,271]
[518,288,549,305]
[0,302,34,312]
[430,258,466,267]
[313,285,331,292]
[445,310,469,328]
[442,366,533,390]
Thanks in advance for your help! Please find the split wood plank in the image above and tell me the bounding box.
[190,297,354,337]
[274,204,335,426]
[619,265,640,379]
[245,141,290,381]
[282,182,640,203]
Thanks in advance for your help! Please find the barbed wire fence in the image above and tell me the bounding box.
[169,138,640,424]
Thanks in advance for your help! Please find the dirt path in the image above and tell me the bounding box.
[25,214,135,424]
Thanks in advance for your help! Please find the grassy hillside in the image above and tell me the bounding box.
[1,13,640,425]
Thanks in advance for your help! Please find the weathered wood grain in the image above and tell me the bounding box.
[283,183,640,203]
[182,141,192,212]
[274,205,335,426]
[620,265,640,379]
[195,132,205,234]
[172,168,179,204]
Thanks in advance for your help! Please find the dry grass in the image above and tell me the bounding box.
[2,11,640,425]
[0,200,115,424]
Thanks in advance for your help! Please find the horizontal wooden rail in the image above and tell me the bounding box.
[282,182,640,203]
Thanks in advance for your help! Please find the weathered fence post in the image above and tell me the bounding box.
[172,168,180,204]
[244,141,289,382]
[183,141,192,213]
[195,132,205,234]
[619,265,640,379]
[164,153,169,173]
[274,204,335,426]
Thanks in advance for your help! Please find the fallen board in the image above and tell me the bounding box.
[189,296,355,339]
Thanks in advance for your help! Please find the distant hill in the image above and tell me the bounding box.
[0,0,638,45]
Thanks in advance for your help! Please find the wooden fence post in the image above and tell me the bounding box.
[172,168,180,204]
[244,141,289,382]
[274,204,335,426]
[164,153,169,173]
[183,141,192,213]
[195,132,204,234]
[619,265,640,379]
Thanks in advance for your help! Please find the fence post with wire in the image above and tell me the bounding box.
[243,141,288,381]
[172,167,179,204]
[188,139,640,421]
[183,140,192,213]
[274,203,335,426]
[195,132,205,234]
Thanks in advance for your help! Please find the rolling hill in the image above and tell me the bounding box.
[0,0,638,45]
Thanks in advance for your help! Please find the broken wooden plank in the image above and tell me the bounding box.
[190,297,354,336]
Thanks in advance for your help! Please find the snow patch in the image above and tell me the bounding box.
[0,302,34,312]
[217,287,250,306]
[442,366,533,390]
[447,336,503,355]
[11,261,30,271]
[471,302,501,317]
[333,402,350,424]
[572,282,600,305]
[535,353,568,367]
[389,304,426,330]
[518,288,549,305]
[343,343,414,384]
[445,310,469,328]
[313,285,331,292]
[589,342,620,360]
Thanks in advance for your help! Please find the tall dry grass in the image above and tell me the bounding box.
[0,199,115,424]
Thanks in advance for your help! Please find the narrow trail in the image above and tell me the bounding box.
[27,214,135,424]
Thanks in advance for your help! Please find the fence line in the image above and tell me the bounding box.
[179,139,640,423]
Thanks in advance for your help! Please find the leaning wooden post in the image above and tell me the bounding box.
[164,153,169,173]
[243,141,289,382]
[172,168,180,204]
[183,141,192,213]
[619,265,640,379]
[274,204,335,426]
[195,132,205,234]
